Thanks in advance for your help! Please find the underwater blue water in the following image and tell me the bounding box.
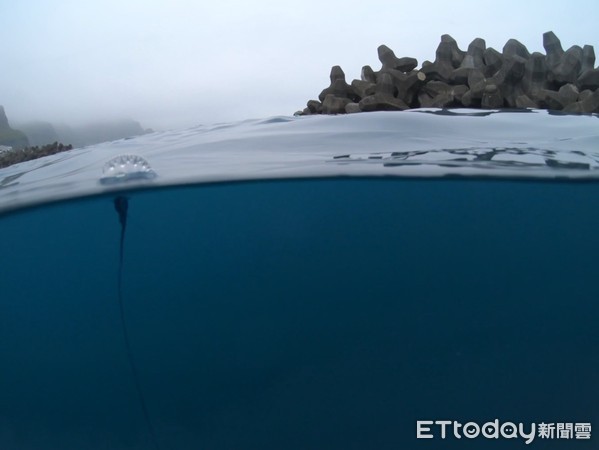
[1,110,598,449]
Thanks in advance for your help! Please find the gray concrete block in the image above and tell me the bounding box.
[420,35,464,82]
[358,73,409,111]
[351,79,376,99]
[543,31,564,69]
[307,100,323,114]
[451,85,469,103]
[345,102,362,114]
[426,92,455,108]
[420,62,453,83]
[298,31,597,115]
[460,89,479,107]
[563,89,599,113]
[451,67,471,85]
[534,89,568,110]
[551,46,583,85]
[441,34,466,67]
[503,84,526,108]
[503,39,531,60]
[577,68,599,91]
[515,94,538,109]
[358,95,409,111]
[461,38,486,69]
[481,84,503,108]
[423,81,452,97]
[375,72,395,96]
[467,69,487,99]
[322,94,352,114]
[561,102,584,113]
[423,81,467,104]
[579,89,599,112]
[522,52,548,95]
[483,48,503,76]
[493,55,526,85]
[390,70,426,106]
[318,66,356,102]
[377,45,418,72]
[579,89,594,102]
[558,83,579,105]
[417,91,434,107]
[361,65,377,83]
[582,45,596,73]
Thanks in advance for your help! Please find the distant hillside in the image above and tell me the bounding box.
[17,121,59,147]
[0,106,29,150]
[17,118,152,149]
[0,108,73,169]
[0,106,153,169]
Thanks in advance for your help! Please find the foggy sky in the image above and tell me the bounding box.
[1,0,598,130]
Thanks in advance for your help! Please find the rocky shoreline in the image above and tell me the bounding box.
[296,32,599,115]
[0,141,74,169]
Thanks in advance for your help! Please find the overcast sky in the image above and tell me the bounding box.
[1,0,598,130]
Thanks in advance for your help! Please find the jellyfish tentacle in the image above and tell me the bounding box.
[113,196,160,450]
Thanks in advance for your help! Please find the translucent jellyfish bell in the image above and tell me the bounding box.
[100,155,157,185]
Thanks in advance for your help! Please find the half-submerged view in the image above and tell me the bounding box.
[1,27,598,450]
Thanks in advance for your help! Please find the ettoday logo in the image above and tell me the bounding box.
[417,420,592,444]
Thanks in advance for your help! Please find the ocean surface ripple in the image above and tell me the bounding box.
[1,108,598,214]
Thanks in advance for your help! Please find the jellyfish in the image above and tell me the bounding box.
[100,155,157,185]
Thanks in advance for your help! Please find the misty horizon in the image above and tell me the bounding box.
[2,0,599,131]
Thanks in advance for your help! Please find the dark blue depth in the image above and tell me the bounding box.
[0,178,597,449]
